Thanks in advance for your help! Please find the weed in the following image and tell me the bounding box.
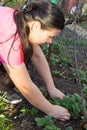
[0,114,14,130]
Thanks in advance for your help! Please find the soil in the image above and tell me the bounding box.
[4,26,87,130]
[13,77,83,130]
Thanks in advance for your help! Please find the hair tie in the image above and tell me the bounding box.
[23,2,32,13]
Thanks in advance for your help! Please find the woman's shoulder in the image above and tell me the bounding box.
[0,6,15,14]
[0,6,15,23]
[0,6,17,42]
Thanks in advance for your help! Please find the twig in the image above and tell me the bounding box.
[59,70,67,76]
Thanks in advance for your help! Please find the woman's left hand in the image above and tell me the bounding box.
[48,87,65,99]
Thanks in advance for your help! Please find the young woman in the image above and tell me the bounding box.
[0,0,70,121]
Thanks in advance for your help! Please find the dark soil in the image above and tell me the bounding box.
[12,75,84,130]
[5,27,87,130]
[13,78,83,130]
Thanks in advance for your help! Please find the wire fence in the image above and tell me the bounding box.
[55,0,87,119]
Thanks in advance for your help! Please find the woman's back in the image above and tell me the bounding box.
[0,7,23,65]
[0,7,16,42]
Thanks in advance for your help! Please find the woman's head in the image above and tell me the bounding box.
[28,23,61,45]
[23,0,65,30]
[14,0,65,62]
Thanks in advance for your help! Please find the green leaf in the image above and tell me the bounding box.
[44,125,61,130]
[65,126,73,130]
[35,116,54,127]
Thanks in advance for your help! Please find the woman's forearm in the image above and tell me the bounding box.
[3,63,70,120]
[19,82,53,115]
[31,47,65,99]
[31,46,55,91]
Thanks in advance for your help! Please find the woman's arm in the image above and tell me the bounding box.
[31,46,65,99]
[3,63,70,121]
[3,63,53,112]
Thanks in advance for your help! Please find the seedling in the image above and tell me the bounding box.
[29,107,39,115]
[35,115,60,130]
[20,107,30,116]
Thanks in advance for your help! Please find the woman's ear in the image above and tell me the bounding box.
[31,21,41,31]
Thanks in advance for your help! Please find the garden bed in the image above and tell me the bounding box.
[0,26,87,130]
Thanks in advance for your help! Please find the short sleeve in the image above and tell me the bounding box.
[0,7,24,65]
[0,34,24,65]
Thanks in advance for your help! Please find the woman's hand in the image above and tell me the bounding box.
[49,105,70,121]
[48,87,65,99]
[48,87,71,121]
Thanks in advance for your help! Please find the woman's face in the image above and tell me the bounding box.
[28,21,61,46]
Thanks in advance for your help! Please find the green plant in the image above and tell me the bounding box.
[82,84,87,95]
[52,69,61,75]
[70,68,87,83]
[41,44,49,56]
[76,39,87,46]
[40,86,48,97]
[60,57,71,66]
[35,115,60,130]
[29,107,39,115]
[52,93,82,119]
[20,107,30,116]
[59,38,73,45]
[5,0,17,7]
[0,99,5,109]
[0,114,14,130]
[20,107,39,116]
[80,21,87,30]
[50,53,60,65]
[35,115,54,126]
[79,70,87,83]
[65,126,73,130]
[44,125,61,130]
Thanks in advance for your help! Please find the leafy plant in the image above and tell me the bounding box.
[82,84,87,95]
[29,107,39,115]
[60,57,71,66]
[76,39,87,46]
[65,126,73,130]
[35,115,54,126]
[44,125,61,130]
[5,0,17,7]
[50,53,60,65]
[20,107,30,116]
[40,86,48,97]
[0,114,14,130]
[70,68,87,83]
[35,115,60,130]
[20,107,39,117]
[52,69,61,75]
[52,93,82,119]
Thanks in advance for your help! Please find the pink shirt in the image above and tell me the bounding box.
[0,7,24,65]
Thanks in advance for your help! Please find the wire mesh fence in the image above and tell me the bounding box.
[53,0,87,119]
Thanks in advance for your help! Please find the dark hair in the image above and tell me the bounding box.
[13,0,65,64]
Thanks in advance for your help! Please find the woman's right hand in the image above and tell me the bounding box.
[48,105,70,121]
